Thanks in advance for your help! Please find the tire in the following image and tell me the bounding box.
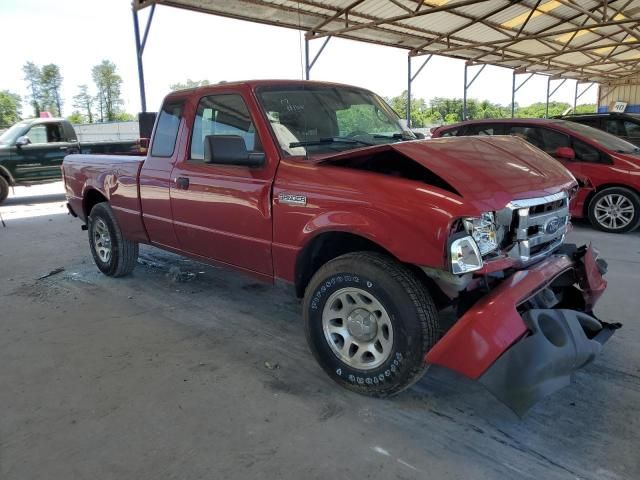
[0,176,9,204]
[587,187,640,233]
[88,202,139,277]
[303,252,439,397]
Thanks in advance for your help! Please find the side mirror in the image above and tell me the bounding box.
[15,136,31,147]
[204,135,265,167]
[554,146,575,161]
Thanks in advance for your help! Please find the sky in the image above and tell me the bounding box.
[0,0,598,118]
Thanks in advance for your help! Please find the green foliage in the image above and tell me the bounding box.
[336,104,398,134]
[21,62,64,117]
[170,79,210,91]
[73,84,94,123]
[22,62,42,116]
[385,91,595,126]
[92,60,123,122]
[113,112,136,121]
[0,90,22,127]
[67,111,85,124]
[40,64,63,116]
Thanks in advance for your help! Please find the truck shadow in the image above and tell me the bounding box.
[2,193,66,207]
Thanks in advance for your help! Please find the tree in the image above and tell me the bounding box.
[73,84,94,123]
[170,79,210,91]
[92,60,123,122]
[0,90,22,127]
[67,111,84,124]
[40,64,64,116]
[22,62,42,117]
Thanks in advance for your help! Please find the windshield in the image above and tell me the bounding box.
[0,121,30,145]
[256,84,414,156]
[558,120,640,154]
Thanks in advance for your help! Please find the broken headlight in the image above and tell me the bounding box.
[463,212,498,256]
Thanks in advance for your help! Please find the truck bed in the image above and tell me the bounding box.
[63,154,146,239]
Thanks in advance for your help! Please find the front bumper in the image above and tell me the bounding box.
[426,244,619,415]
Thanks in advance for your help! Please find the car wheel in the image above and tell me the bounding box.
[588,187,640,233]
[303,252,439,397]
[0,176,9,204]
[88,202,139,276]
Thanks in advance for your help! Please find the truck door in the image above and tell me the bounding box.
[12,121,74,181]
[170,91,275,276]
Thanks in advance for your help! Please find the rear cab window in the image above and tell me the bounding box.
[465,124,505,136]
[151,102,184,157]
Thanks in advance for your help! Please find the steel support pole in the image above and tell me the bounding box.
[574,81,578,111]
[305,37,310,80]
[545,76,551,118]
[133,7,147,112]
[463,64,468,120]
[511,71,516,118]
[407,56,412,126]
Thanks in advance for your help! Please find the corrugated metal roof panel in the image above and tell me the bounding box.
[134,0,640,82]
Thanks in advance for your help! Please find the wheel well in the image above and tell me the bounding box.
[293,231,447,306]
[83,189,108,218]
[0,166,13,185]
[583,183,640,216]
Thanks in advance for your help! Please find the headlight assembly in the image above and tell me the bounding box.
[463,212,498,256]
[450,236,483,274]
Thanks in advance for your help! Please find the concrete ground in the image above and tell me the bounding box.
[1,182,638,480]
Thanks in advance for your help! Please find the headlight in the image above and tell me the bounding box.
[463,212,498,256]
[450,236,483,274]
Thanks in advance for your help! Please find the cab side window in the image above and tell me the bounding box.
[27,125,47,144]
[190,94,262,161]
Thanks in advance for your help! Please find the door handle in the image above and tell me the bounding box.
[175,176,190,189]
[60,146,68,150]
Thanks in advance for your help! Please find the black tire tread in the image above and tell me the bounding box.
[0,176,9,204]
[88,202,138,277]
[304,251,439,397]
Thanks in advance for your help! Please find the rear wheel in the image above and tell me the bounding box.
[588,187,640,233]
[88,202,138,276]
[303,252,439,397]
[0,176,9,204]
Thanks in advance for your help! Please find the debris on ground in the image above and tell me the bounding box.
[167,266,196,283]
[37,267,65,280]
[264,361,280,370]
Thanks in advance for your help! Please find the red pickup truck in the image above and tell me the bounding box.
[63,80,618,415]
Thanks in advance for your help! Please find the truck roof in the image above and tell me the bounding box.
[165,79,377,98]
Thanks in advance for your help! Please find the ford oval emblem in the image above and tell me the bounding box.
[545,217,561,235]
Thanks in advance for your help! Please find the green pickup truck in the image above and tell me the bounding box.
[0,117,144,204]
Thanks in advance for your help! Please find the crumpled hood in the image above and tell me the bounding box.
[319,136,577,212]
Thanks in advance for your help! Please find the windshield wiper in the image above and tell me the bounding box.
[289,137,374,148]
[373,133,415,141]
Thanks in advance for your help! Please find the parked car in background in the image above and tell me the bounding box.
[432,118,640,233]
[553,112,640,146]
[0,118,146,204]
[62,80,618,415]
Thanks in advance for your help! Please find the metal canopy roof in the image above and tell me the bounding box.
[134,0,640,83]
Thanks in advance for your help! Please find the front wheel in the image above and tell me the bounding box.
[0,176,9,204]
[587,187,640,233]
[88,202,139,277]
[303,252,439,397]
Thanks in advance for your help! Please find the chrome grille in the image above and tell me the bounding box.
[497,191,569,265]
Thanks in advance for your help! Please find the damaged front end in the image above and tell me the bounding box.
[426,244,621,416]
